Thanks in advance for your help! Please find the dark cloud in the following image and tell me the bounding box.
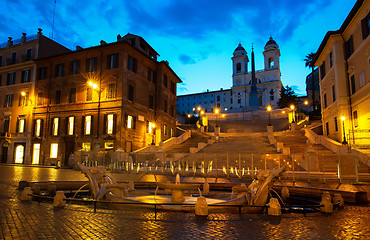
[179,54,196,65]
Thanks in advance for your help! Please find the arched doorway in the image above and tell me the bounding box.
[14,144,25,164]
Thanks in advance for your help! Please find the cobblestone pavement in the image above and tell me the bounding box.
[0,165,369,239]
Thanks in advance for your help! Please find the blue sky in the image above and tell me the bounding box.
[0,0,357,95]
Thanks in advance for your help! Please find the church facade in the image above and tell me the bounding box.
[176,37,283,115]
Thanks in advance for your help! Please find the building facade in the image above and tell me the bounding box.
[176,37,282,115]
[0,29,70,164]
[313,0,369,147]
[305,68,321,112]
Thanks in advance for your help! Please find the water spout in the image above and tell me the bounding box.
[198,187,202,196]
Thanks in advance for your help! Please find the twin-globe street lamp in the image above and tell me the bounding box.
[266,105,272,126]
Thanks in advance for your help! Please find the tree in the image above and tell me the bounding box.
[277,85,297,108]
[304,52,316,112]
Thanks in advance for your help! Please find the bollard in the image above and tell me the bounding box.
[281,186,290,201]
[20,187,33,201]
[32,183,40,195]
[203,179,209,195]
[195,196,208,216]
[333,193,344,209]
[47,183,57,197]
[267,198,281,216]
[320,196,333,213]
[53,191,66,207]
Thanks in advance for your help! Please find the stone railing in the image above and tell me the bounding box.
[159,130,191,151]
[305,127,348,154]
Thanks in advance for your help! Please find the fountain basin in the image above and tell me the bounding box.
[156,183,200,203]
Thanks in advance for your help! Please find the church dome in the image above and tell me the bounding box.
[234,43,246,53]
[264,37,279,50]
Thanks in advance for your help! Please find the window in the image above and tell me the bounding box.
[107,114,115,134]
[86,58,96,72]
[11,52,16,64]
[14,145,24,164]
[163,74,168,87]
[19,92,28,106]
[329,52,333,68]
[126,115,134,129]
[332,85,336,102]
[326,122,329,136]
[37,92,44,106]
[163,124,167,135]
[3,117,10,133]
[350,75,356,95]
[55,90,61,104]
[86,87,92,101]
[104,141,114,149]
[164,100,168,113]
[26,49,32,61]
[334,117,338,132]
[32,143,40,164]
[67,116,74,135]
[0,55,2,67]
[69,88,76,103]
[171,81,176,94]
[320,61,326,80]
[7,72,15,85]
[107,54,118,69]
[148,68,156,83]
[50,143,58,158]
[55,64,64,77]
[170,128,174,138]
[361,12,370,39]
[345,36,354,59]
[128,55,137,73]
[128,85,134,102]
[217,96,220,101]
[236,63,241,73]
[359,71,366,89]
[323,93,327,108]
[353,111,358,128]
[38,67,47,80]
[82,143,91,151]
[84,115,92,135]
[52,118,59,136]
[21,69,31,83]
[149,95,154,109]
[34,119,42,137]
[71,60,79,75]
[17,117,25,133]
[238,99,241,104]
[268,58,274,68]
[170,105,174,117]
[148,121,154,134]
[107,83,116,99]
[4,94,13,107]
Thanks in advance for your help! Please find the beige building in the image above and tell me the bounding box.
[313,0,369,148]
[0,29,70,164]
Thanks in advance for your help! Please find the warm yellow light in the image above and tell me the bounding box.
[187,114,191,118]
[267,105,272,111]
[21,92,26,96]
[214,108,220,114]
[304,100,308,105]
[93,83,98,89]
[151,123,156,128]
[282,111,285,114]
[290,105,295,110]
[192,108,195,111]
[341,116,345,121]
[197,106,201,111]
[89,81,93,87]
[222,114,225,118]
[200,111,204,115]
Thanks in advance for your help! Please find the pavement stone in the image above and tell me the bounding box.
[0,165,369,240]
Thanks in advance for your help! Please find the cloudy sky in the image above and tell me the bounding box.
[0,0,357,95]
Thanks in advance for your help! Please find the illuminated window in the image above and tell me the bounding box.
[105,141,114,149]
[107,83,116,99]
[84,116,92,135]
[68,116,74,135]
[35,119,42,137]
[164,124,167,135]
[15,145,24,164]
[82,142,91,151]
[148,121,154,134]
[50,143,58,158]
[17,118,25,133]
[127,115,133,129]
[353,111,358,128]
[52,118,59,136]
[32,143,40,164]
[107,114,114,134]
[171,128,173,137]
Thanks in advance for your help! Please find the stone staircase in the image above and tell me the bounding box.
[165,130,210,153]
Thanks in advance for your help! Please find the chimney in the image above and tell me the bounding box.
[21,33,27,44]
[37,28,43,39]
[100,40,107,46]
[76,45,83,50]
[7,37,13,47]
[117,34,122,41]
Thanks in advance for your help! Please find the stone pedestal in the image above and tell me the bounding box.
[267,198,281,216]
[267,125,274,134]
[195,196,208,216]
[171,189,185,203]
[215,126,220,137]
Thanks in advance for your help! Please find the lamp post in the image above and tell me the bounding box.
[290,104,295,123]
[214,108,220,127]
[341,116,347,145]
[187,114,191,126]
[89,80,101,138]
[151,123,156,145]
[267,105,272,126]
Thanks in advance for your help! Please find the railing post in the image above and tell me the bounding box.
[338,155,342,184]
[239,153,242,178]
[227,153,230,179]
[251,154,254,179]
[215,153,218,180]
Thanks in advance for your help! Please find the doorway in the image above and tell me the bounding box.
[14,143,26,164]
[1,146,8,163]
[64,141,75,167]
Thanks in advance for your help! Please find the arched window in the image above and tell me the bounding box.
[268,57,274,68]
[15,145,24,164]
[236,63,241,73]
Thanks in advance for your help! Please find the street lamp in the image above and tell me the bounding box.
[267,105,272,126]
[341,116,347,145]
[151,123,156,145]
[304,100,308,105]
[187,114,191,126]
[88,79,101,138]
[290,104,295,123]
[214,108,220,127]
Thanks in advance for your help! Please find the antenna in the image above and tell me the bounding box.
[52,0,56,39]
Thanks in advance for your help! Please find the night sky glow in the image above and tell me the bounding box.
[0,0,357,96]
